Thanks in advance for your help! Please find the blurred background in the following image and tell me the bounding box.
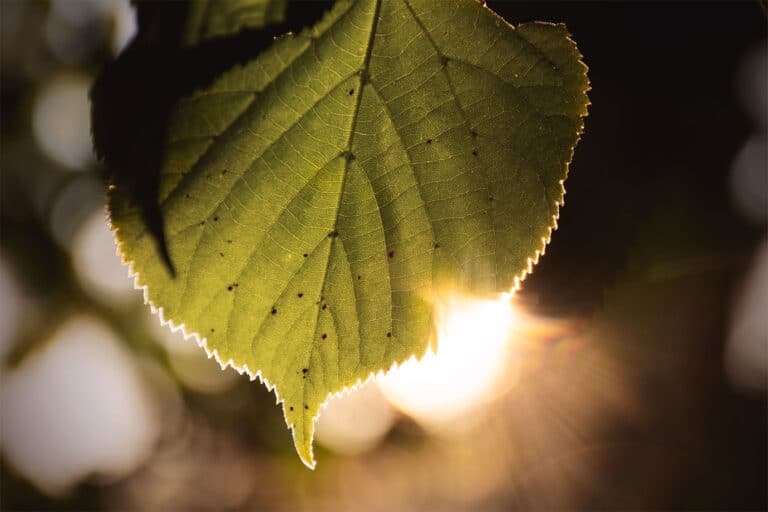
[1,1,766,510]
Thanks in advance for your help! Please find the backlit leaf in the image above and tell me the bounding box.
[108,0,589,467]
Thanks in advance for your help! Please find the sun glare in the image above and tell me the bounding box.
[378,292,519,433]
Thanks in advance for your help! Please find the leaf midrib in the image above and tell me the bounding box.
[301,0,384,421]
[162,0,569,401]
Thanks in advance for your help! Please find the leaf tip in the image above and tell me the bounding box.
[289,404,318,470]
[296,441,317,470]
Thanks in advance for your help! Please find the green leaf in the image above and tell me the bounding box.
[184,0,287,45]
[108,0,589,468]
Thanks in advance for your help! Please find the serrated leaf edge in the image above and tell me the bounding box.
[104,9,590,469]
[107,175,572,469]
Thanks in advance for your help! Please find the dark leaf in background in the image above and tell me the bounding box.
[90,0,333,275]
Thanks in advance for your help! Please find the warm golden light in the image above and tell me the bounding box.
[315,383,396,456]
[378,292,519,433]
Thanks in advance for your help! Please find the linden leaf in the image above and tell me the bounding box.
[184,0,287,45]
[107,0,589,468]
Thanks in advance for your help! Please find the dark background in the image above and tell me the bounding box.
[500,2,767,509]
[1,1,766,510]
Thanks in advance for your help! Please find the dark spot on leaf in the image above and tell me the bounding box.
[426,139,432,144]
[440,55,450,67]
[472,149,478,157]
[386,332,392,338]
[227,285,233,291]
[357,274,362,280]
[321,304,327,311]
[271,307,277,315]
[227,239,232,244]
[289,406,294,411]
[303,253,308,258]
[470,129,478,138]
[219,252,224,257]
[185,193,191,199]
[348,88,354,95]
[489,196,494,202]
[221,169,228,175]
[210,328,215,332]
[213,216,219,221]
[328,231,338,238]
[304,405,309,410]
[302,368,308,374]
[200,220,206,226]
[298,293,303,298]
[321,333,327,340]
[388,250,394,258]
[434,242,440,249]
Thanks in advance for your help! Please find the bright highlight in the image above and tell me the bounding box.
[378,292,518,433]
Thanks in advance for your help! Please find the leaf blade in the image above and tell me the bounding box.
[108,0,589,468]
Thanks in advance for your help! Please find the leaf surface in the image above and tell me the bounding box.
[184,0,287,45]
[109,0,589,467]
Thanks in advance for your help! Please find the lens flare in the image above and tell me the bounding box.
[378,292,519,433]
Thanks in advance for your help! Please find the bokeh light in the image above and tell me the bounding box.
[0,252,24,363]
[315,382,396,457]
[726,239,768,391]
[730,135,768,226]
[730,41,767,226]
[45,0,136,62]
[736,42,767,131]
[0,315,161,495]
[48,175,106,249]
[71,208,137,306]
[110,0,137,55]
[32,72,94,170]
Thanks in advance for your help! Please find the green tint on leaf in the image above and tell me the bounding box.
[184,0,287,45]
[108,0,589,467]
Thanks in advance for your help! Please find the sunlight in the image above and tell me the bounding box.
[378,292,519,433]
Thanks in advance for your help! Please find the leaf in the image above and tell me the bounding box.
[184,0,287,45]
[108,0,589,468]
[92,0,322,276]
